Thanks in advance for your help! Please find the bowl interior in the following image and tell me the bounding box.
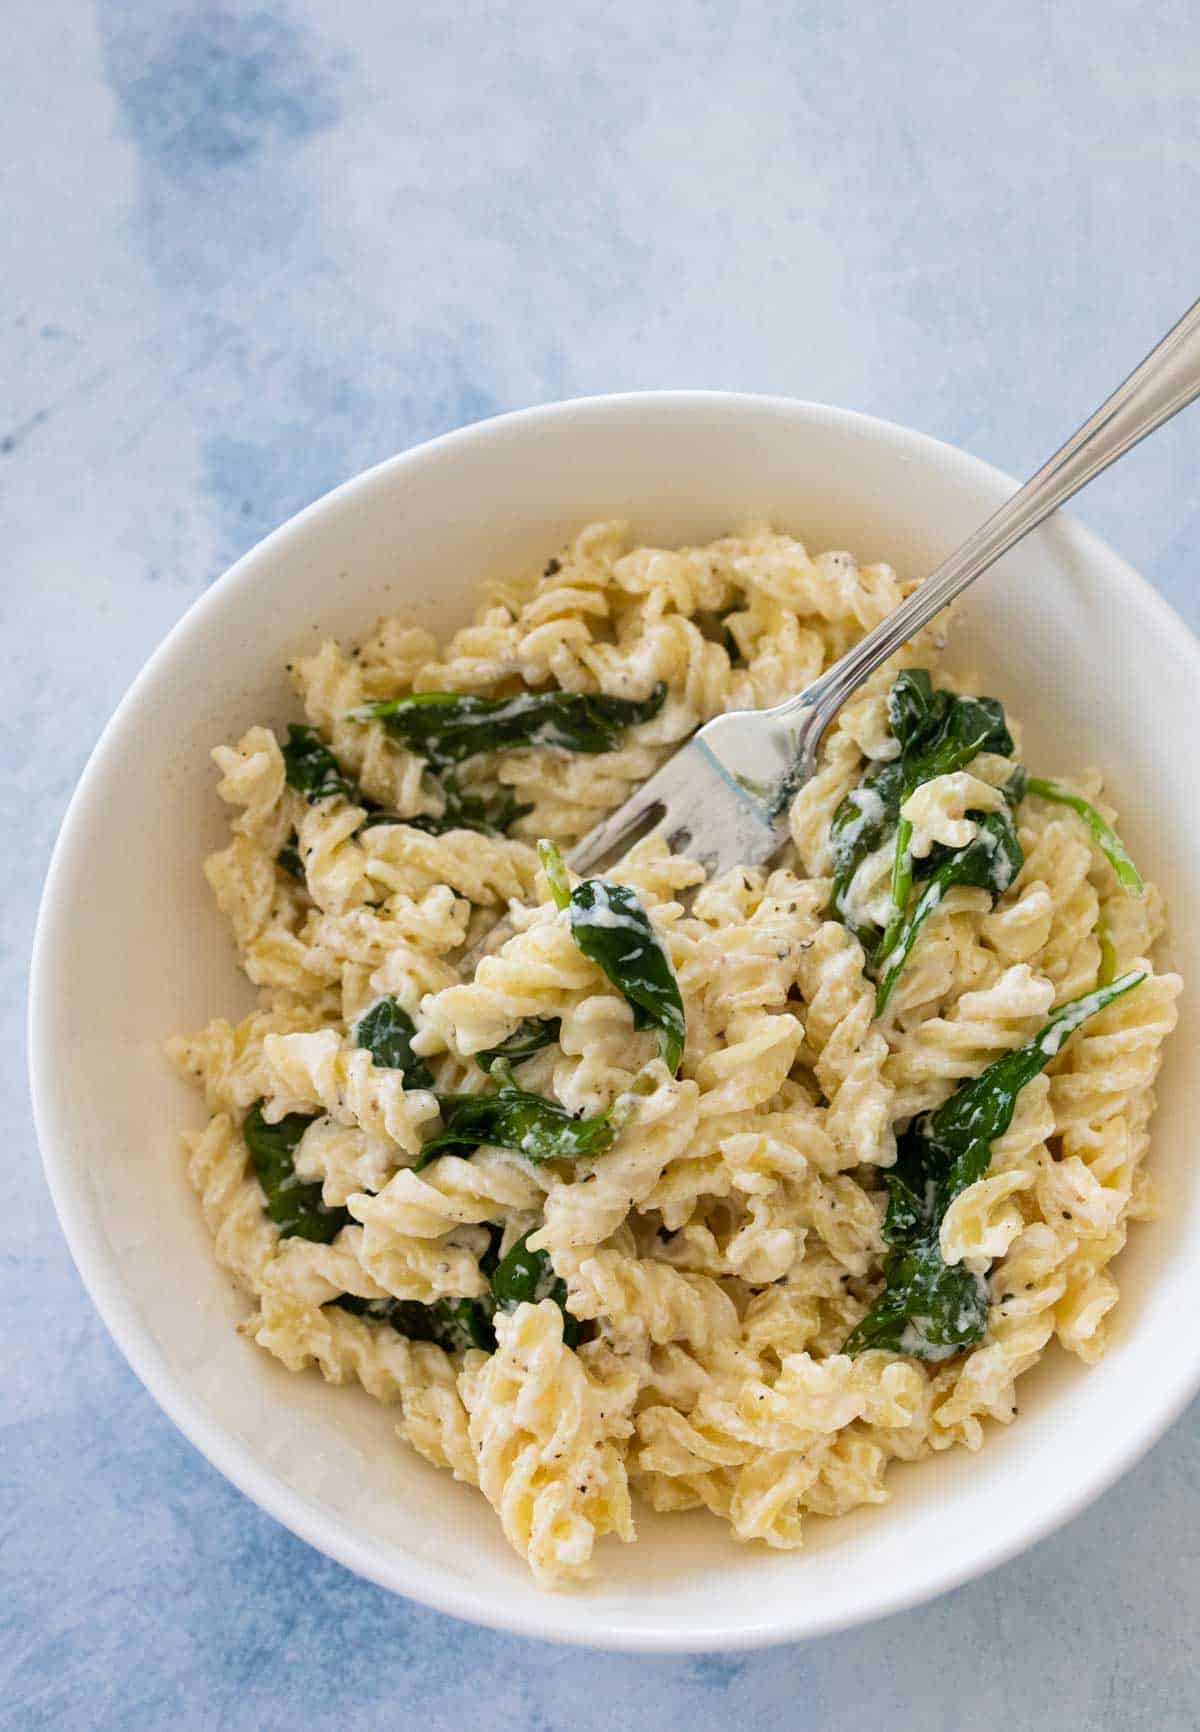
[31,396,1199,1649]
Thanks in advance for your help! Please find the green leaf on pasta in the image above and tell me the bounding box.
[353,683,667,763]
[243,1101,351,1244]
[353,996,435,1089]
[844,971,1146,1361]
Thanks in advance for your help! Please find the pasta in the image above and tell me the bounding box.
[169,520,1180,1586]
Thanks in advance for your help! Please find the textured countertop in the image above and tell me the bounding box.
[6,3,1200,1726]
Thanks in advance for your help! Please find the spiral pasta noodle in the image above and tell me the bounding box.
[460,1301,639,1585]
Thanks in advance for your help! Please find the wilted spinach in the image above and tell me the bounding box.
[490,1229,581,1346]
[1026,776,1144,894]
[415,1085,616,1169]
[830,670,1015,956]
[539,840,686,1072]
[843,970,1145,1361]
[391,772,530,838]
[243,1101,351,1243]
[335,1292,497,1352]
[277,835,305,880]
[280,721,527,852]
[333,1222,583,1352]
[475,1017,562,1073]
[354,995,435,1088]
[873,808,1024,1015]
[281,724,359,802]
[352,682,667,762]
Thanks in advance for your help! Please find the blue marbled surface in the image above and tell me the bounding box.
[7,3,1200,1726]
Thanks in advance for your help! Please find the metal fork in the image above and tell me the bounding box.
[570,296,1200,880]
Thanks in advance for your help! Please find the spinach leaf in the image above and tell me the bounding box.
[440,774,530,835]
[354,996,435,1088]
[334,1292,497,1353]
[830,671,1016,960]
[476,1017,562,1073]
[1003,764,1028,806]
[333,1225,584,1353]
[538,841,686,1072]
[886,667,953,751]
[416,1087,616,1169]
[389,771,531,838]
[353,683,668,763]
[930,969,1144,1187]
[282,721,527,841]
[920,692,1014,768]
[335,1224,585,1351]
[243,1101,351,1243]
[277,835,305,880]
[281,724,358,802]
[829,770,905,949]
[1026,776,1144,894]
[840,1230,991,1361]
[878,679,1016,953]
[278,749,519,877]
[874,809,1024,1014]
[490,1229,580,1346]
[884,670,1013,769]
[569,877,686,1071]
[844,970,1145,1360]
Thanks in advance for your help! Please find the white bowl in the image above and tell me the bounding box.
[29,393,1199,1651]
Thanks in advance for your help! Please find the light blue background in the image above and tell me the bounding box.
[6,3,1199,1726]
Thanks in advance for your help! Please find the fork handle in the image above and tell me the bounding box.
[777,294,1200,733]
